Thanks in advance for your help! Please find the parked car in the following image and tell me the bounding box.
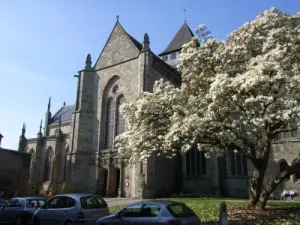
[33,193,109,225]
[0,197,46,225]
[97,200,201,225]
[0,198,5,207]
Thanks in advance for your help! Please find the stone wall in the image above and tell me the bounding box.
[0,148,31,197]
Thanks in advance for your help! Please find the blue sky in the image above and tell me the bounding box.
[0,0,299,149]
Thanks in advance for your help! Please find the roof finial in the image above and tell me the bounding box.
[47,97,51,111]
[143,33,150,51]
[21,123,26,137]
[85,54,92,69]
[63,101,66,107]
[116,15,119,22]
[183,8,187,23]
[37,119,43,136]
[59,116,62,129]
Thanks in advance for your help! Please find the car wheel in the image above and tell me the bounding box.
[15,217,22,225]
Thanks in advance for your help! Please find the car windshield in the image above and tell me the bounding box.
[80,196,107,209]
[26,199,45,208]
[167,204,196,218]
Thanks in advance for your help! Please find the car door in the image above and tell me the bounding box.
[50,196,72,224]
[0,199,23,223]
[117,203,144,225]
[37,196,61,225]
[136,203,161,225]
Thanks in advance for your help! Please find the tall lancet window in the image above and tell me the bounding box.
[115,95,126,136]
[44,148,53,182]
[105,98,116,149]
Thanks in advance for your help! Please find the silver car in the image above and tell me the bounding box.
[97,200,201,225]
[0,197,46,225]
[33,194,109,225]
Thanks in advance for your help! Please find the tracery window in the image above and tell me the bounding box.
[115,95,125,136]
[185,147,207,177]
[105,98,116,149]
[103,78,126,150]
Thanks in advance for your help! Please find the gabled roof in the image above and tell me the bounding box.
[51,105,75,124]
[159,22,194,56]
[94,20,143,69]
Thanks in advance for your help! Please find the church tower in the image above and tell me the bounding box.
[159,22,194,68]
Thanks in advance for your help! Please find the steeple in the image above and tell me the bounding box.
[18,123,27,152]
[159,22,194,56]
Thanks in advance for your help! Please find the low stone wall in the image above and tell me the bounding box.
[0,148,31,198]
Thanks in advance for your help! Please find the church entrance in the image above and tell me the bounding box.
[102,168,108,197]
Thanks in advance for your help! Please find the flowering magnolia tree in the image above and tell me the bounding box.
[116,8,300,209]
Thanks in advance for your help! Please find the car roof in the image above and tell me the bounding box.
[128,200,184,206]
[54,193,99,198]
[13,197,46,200]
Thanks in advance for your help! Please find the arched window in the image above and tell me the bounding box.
[185,147,206,177]
[279,160,289,172]
[105,98,115,149]
[229,150,248,176]
[279,160,290,180]
[44,148,53,182]
[115,95,125,136]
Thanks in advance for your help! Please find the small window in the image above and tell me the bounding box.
[120,204,143,217]
[44,197,61,209]
[170,52,176,60]
[80,196,107,209]
[26,199,46,208]
[167,204,196,218]
[60,196,76,208]
[162,55,168,61]
[5,200,22,208]
[141,204,161,217]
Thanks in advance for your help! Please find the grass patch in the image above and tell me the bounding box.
[109,198,300,225]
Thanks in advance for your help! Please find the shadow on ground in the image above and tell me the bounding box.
[204,206,300,225]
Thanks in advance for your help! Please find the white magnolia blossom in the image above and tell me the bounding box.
[116,8,300,164]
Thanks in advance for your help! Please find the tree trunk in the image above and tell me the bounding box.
[248,166,266,209]
[256,166,298,210]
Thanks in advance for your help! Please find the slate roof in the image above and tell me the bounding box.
[159,23,194,56]
[128,34,143,51]
[51,104,75,124]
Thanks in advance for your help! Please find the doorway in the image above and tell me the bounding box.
[102,169,108,197]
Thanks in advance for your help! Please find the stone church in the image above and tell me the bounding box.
[19,18,300,199]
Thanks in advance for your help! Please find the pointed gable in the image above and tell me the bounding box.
[159,23,194,56]
[94,21,143,70]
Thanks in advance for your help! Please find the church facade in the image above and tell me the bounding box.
[20,19,300,199]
